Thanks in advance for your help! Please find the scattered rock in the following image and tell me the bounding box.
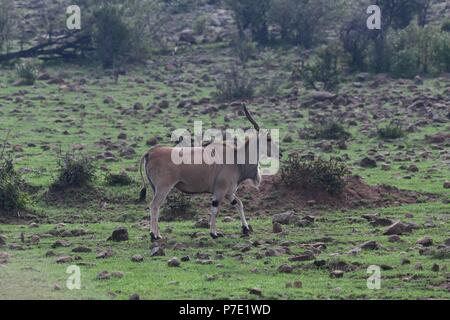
[151,247,165,257]
[278,264,294,273]
[388,235,401,243]
[400,258,411,265]
[384,221,413,235]
[72,246,92,253]
[56,256,73,264]
[249,288,262,296]
[111,271,124,279]
[168,257,181,267]
[96,250,114,259]
[289,252,315,262]
[360,240,380,250]
[360,157,377,168]
[108,227,129,242]
[272,222,283,234]
[129,294,140,300]
[131,255,144,262]
[97,271,111,280]
[312,91,336,101]
[53,284,62,291]
[416,236,433,247]
[330,270,345,278]
[431,263,440,272]
[194,219,210,229]
[0,235,5,247]
[0,252,9,264]
[272,211,298,225]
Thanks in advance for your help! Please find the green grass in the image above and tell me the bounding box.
[0,46,449,300]
[0,204,449,300]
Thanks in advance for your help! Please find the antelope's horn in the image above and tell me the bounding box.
[243,104,260,132]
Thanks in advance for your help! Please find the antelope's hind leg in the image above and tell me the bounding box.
[149,186,172,242]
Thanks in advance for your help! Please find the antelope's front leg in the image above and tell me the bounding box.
[229,195,250,237]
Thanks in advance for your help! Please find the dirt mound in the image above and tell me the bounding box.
[44,185,105,208]
[239,175,435,215]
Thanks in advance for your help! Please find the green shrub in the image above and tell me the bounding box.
[15,59,40,85]
[0,159,28,214]
[390,49,421,78]
[377,121,406,140]
[232,32,257,63]
[301,44,343,91]
[281,154,348,195]
[212,64,255,102]
[372,21,450,77]
[258,78,282,97]
[432,31,450,72]
[193,15,208,35]
[106,170,133,186]
[442,19,450,33]
[51,152,96,190]
[308,120,351,141]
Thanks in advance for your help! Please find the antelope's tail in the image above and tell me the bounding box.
[138,153,154,202]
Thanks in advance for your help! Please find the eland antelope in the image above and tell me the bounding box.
[139,105,277,241]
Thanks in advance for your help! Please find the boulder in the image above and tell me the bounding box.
[108,227,129,242]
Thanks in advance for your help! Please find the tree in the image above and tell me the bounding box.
[0,0,15,54]
[226,0,271,44]
[92,4,130,69]
[376,0,431,30]
[340,13,372,71]
[270,0,342,48]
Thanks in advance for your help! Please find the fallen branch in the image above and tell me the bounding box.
[0,32,93,62]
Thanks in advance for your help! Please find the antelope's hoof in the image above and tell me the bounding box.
[210,232,224,240]
[242,226,251,237]
[150,232,162,242]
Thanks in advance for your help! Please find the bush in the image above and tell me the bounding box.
[258,78,282,97]
[377,0,431,30]
[368,21,450,77]
[193,15,208,35]
[308,120,351,141]
[92,4,131,69]
[231,32,257,63]
[161,190,195,221]
[15,59,40,85]
[51,152,96,190]
[269,0,341,48]
[226,0,271,44]
[106,170,133,186]
[301,44,343,91]
[212,64,255,102]
[377,121,406,140]
[432,31,450,72]
[281,155,348,195]
[0,159,28,214]
[442,19,450,33]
